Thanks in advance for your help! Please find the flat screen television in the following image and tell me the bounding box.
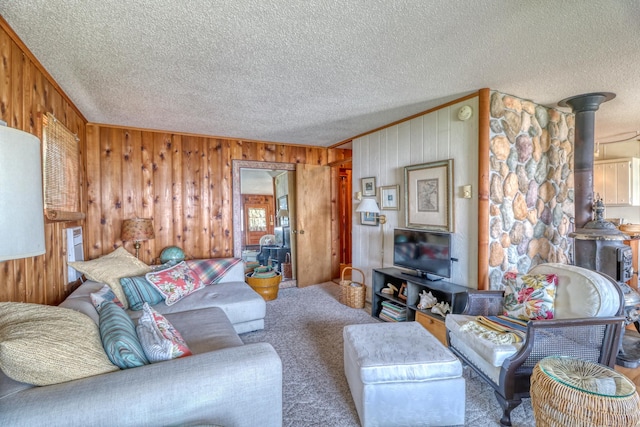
[393,228,452,280]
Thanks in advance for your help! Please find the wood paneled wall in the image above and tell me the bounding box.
[0,18,87,305]
[85,124,334,266]
[0,15,349,305]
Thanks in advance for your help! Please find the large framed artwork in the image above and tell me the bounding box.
[404,159,454,232]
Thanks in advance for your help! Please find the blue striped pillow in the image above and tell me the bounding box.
[120,276,164,310]
[98,301,149,368]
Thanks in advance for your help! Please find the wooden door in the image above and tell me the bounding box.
[295,164,331,287]
[243,195,274,246]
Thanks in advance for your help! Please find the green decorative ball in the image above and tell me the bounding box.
[160,246,185,264]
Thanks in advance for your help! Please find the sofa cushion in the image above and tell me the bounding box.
[120,275,164,310]
[137,303,192,362]
[528,263,620,318]
[0,302,118,385]
[502,272,557,320]
[69,246,151,309]
[185,258,243,285]
[145,261,205,305]
[164,307,244,354]
[128,281,266,329]
[446,314,522,367]
[99,301,149,368]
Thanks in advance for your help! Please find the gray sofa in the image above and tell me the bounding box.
[0,261,283,427]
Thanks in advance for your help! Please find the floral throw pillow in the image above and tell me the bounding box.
[502,272,558,320]
[145,261,205,305]
[136,303,192,362]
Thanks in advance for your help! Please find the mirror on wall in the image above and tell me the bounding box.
[232,160,296,284]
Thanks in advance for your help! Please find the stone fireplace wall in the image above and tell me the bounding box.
[488,91,575,289]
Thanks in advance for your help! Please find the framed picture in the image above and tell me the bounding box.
[380,185,400,210]
[404,159,454,232]
[360,210,379,226]
[398,283,407,301]
[361,177,376,197]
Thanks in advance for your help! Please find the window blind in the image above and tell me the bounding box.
[42,113,83,220]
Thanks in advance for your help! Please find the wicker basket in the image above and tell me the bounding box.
[339,267,366,309]
[281,252,292,279]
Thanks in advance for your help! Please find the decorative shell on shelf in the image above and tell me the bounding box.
[417,290,437,310]
[381,283,398,295]
[431,301,450,317]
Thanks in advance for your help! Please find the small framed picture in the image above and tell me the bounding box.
[360,211,379,226]
[361,177,376,197]
[398,283,407,301]
[380,185,400,210]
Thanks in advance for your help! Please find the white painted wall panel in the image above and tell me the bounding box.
[353,97,480,296]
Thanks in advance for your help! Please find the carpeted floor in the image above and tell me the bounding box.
[240,282,536,427]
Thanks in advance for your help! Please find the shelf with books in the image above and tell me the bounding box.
[372,268,468,326]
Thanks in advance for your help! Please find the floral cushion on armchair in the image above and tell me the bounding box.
[502,272,557,320]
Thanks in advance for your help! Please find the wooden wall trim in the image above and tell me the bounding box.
[477,88,490,290]
[331,91,483,148]
[0,15,87,124]
[88,122,319,149]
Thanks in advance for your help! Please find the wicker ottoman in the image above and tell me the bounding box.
[531,356,640,426]
[343,322,465,427]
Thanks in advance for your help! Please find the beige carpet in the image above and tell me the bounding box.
[240,282,535,426]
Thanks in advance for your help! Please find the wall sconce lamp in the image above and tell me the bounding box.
[121,218,155,258]
[355,198,387,266]
[355,198,386,224]
[277,208,289,226]
[354,191,362,201]
[0,123,46,261]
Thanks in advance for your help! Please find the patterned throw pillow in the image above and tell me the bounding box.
[185,258,242,285]
[90,284,124,311]
[120,276,165,310]
[136,303,192,362]
[145,261,205,305]
[69,246,151,309]
[502,272,558,320]
[98,301,149,368]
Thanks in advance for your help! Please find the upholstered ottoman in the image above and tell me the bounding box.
[343,322,465,427]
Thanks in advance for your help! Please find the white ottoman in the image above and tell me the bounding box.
[343,322,465,427]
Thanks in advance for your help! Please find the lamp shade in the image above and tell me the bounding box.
[355,198,380,214]
[277,209,289,218]
[121,218,155,242]
[0,125,46,261]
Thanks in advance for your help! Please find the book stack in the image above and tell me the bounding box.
[379,300,407,322]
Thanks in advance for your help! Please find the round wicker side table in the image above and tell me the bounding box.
[531,356,640,427]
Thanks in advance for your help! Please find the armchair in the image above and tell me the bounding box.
[446,263,625,426]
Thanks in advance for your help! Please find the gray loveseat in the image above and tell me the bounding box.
[0,261,283,427]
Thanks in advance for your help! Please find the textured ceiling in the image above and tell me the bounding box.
[2,1,640,147]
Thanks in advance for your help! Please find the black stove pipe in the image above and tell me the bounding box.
[558,92,615,229]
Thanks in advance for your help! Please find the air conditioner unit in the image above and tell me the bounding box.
[66,226,84,281]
